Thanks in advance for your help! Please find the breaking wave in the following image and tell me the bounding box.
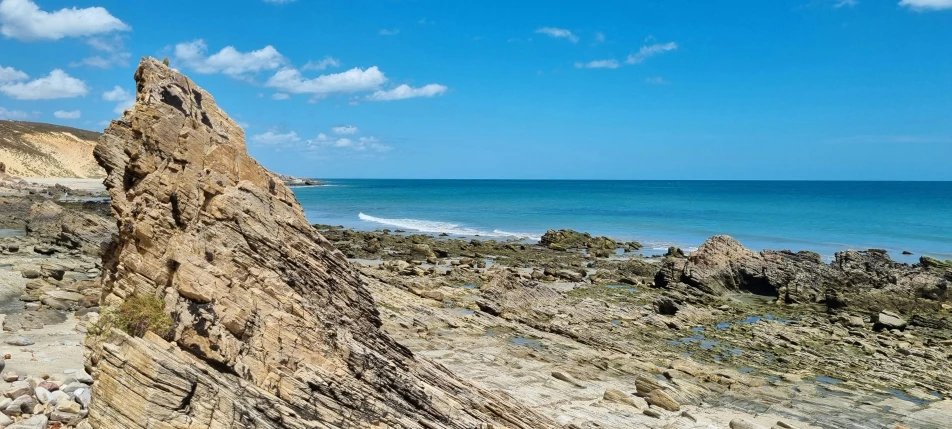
[358,213,541,241]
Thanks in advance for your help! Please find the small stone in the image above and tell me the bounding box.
[39,373,49,380]
[34,387,51,404]
[74,371,93,384]
[776,421,801,429]
[55,400,81,414]
[0,413,10,426]
[3,394,35,416]
[874,311,908,331]
[6,415,48,429]
[50,391,69,406]
[4,381,31,399]
[603,389,646,409]
[551,371,585,388]
[38,381,58,392]
[2,372,18,382]
[4,336,35,346]
[643,408,664,419]
[729,418,768,429]
[73,388,91,408]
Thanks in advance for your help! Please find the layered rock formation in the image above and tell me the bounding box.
[25,200,114,255]
[85,58,556,428]
[656,235,950,311]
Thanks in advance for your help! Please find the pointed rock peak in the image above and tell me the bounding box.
[87,57,555,428]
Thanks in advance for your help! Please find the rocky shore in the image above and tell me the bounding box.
[0,57,948,428]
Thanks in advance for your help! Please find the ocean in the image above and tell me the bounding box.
[293,180,952,263]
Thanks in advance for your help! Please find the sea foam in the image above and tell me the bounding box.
[358,213,540,241]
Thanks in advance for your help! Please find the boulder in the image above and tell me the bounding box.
[646,389,680,411]
[874,311,908,331]
[84,57,556,429]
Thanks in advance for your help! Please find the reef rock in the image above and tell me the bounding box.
[477,271,560,318]
[85,57,555,429]
[26,200,114,255]
[656,235,949,310]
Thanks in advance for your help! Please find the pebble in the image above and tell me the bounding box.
[2,372,18,382]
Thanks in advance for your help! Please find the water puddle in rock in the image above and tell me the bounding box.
[510,337,543,350]
[886,389,930,406]
[817,386,854,397]
[700,340,720,350]
[715,322,731,330]
[815,375,845,385]
[611,320,621,326]
[738,367,756,374]
[605,284,638,293]
[460,283,477,290]
[0,228,26,238]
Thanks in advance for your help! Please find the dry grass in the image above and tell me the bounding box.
[91,295,173,338]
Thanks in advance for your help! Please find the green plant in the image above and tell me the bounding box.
[91,294,173,338]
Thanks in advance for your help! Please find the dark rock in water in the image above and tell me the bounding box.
[541,228,620,251]
[665,246,686,258]
[85,57,556,429]
[902,250,913,255]
[654,296,680,315]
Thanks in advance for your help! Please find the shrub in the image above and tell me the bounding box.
[91,294,173,338]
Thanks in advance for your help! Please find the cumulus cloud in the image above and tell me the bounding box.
[899,0,952,10]
[574,59,620,69]
[332,125,358,134]
[251,130,302,146]
[302,57,340,71]
[366,83,447,101]
[266,66,387,95]
[535,27,578,43]
[0,69,87,100]
[102,85,134,114]
[0,106,29,119]
[626,42,678,64]
[0,64,27,82]
[174,39,286,76]
[379,28,400,36]
[0,0,129,41]
[271,93,290,100]
[53,109,80,119]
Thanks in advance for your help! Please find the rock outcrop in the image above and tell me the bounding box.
[85,58,556,429]
[25,200,114,255]
[477,271,560,318]
[656,235,950,311]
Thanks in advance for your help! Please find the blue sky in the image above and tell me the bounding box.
[1,0,950,180]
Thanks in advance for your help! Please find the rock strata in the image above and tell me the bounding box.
[85,57,555,429]
[655,235,949,311]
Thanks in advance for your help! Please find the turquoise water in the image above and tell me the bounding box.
[293,180,952,263]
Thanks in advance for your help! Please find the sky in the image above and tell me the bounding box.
[0,0,950,180]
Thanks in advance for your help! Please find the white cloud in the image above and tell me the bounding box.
[53,109,80,119]
[266,66,387,95]
[626,42,678,64]
[574,59,620,69]
[251,130,302,146]
[0,69,87,100]
[271,92,290,100]
[0,0,129,41]
[379,28,400,36]
[535,27,578,43]
[174,39,286,76]
[0,64,27,82]
[834,0,858,7]
[332,125,358,134]
[645,76,669,85]
[899,0,952,10]
[0,106,29,119]
[366,83,448,101]
[302,57,340,71]
[102,85,134,114]
[70,52,131,69]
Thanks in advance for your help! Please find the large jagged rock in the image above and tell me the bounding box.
[655,235,949,310]
[85,57,557,429]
